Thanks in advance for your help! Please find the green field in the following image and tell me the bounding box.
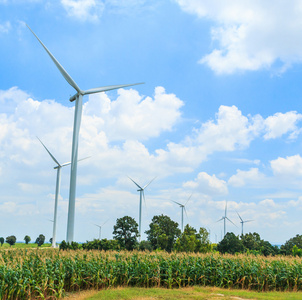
[1,249,302,299]
[0,242,51,249]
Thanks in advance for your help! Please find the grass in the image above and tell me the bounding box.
[64,286,302,300]
[0,242,51,249]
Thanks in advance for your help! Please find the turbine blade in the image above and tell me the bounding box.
[171,200,183,207]
[184,206,189,222]
[143,176,157,190]
[216,217,224,223]
[82,83,144,97]
[101,219,109,227]
[93,223,101,228]
[226,217,237,227]
[37,137,61,166]
[142,190,149,218]
[184,193,192,206]
[236,211,243,222]
[27,24,81,93]
[244,220,254,223]
[128,176,142,189]
[60,156,91,168]
[225,201,227,217]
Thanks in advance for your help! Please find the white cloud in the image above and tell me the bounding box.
[183,172,228,195]
[83,86,183,141]
[0,21,11,33]
[61,0,104,21]
[228,168,265,187]
[271,155,302,177]
[175,0,302,74]
[263,111,302,140]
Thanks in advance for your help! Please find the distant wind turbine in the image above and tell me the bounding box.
[128,176,156,242]
[172,194,192,232]
[37,137,89,248]
[27,25,143,242]
[94,219,109,240]
[236,211,253,235]
[216,201,236,237]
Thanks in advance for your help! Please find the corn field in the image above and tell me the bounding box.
[1,249,302,299]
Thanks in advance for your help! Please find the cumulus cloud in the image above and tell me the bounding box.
[271,155,302,177]
[228,168,266,187]
[263,111,302,140]
[61,0,104,21]
[83,86,183,141]
[174,0,302,74]
[183,172,228,195]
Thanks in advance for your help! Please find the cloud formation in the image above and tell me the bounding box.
[175,0,302,74]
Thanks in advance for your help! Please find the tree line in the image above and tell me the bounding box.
[60,214,302,256]
[4,214,302,256]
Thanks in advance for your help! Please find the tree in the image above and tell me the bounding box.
[6,235,16,247]
[113,216,139,250]
[35,234,45,247]
[174,225,211,253]
[0,237,4,246]
[217,232,244,254]
[145,214,181,252]
[281,234,302,255]
[24,235,31,244]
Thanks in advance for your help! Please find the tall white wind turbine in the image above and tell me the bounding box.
[28,25,143,242]
[172,194,192,232]
[236,211,253,236]
[38,137,89,247]
[128,177,156,242]
[94,219,109,240]
[38,137,72,248]
[216,201,236,237]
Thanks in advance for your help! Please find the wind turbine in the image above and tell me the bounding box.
[128,176,156,242]
[37,137,89,247]
[94,219,109,240]
[27,25,143,242]
[172,194,192,232]
[216,201,236,237]
[236,211,253,236]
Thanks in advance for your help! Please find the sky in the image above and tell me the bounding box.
[2,0,302,245]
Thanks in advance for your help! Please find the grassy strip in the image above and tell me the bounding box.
[0,242,51,249]
[65,287,302,300]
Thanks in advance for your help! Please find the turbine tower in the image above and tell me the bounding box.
[217,201,236,237]
[94,219,109,240]
[236,211,253,235]
[27,25,143,242]
[172,194,192,232]
[128,176,156,242]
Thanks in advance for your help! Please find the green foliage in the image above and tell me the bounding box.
[281,234,302,255]
[113,216,139,250]
[82,239,119,251]
[59,240,82,250]
[174,225,211,253]
[6,235,16,247]
[0,237,4,246]
[217,232,244,254]
[241,232,279,256]
[24,235,31,244]
[35,234,45,247]
[138,240,153,251]
[145,214,181,252]
[292,245,302,257]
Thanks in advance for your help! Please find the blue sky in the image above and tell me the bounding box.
[2,0,302,244]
